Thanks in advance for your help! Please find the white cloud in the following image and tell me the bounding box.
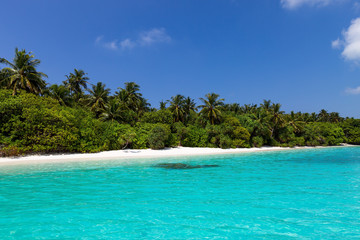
[345,86,360,94]
[331,38,342,49]
[104,40,118,50]
[333,18,360,61]
[281,0,341,9]
[95,36,103,44]
[120,38,136,50]
[138,28,171,46]
[95,28,171,51]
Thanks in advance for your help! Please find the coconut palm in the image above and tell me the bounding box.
[260,99,272,112]
[168,94,185,122]
[225,103,241,114]
[44,84,71,106]
[286,111,304,133]
[199,93,225,125]
[159,100,167,110]
[247,108,272,142]
[329,112,341,123]
[87,82,110,114]
[318,109,329,122]
[99,99,125,122]
[0,48,47,95]
[116,82,143,111]
[269,103,285,139]
[241,104,258,114]
[64,69,89,99]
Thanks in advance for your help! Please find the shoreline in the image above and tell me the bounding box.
[0,145,356,166]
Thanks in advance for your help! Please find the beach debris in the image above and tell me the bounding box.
[154,163,219,169]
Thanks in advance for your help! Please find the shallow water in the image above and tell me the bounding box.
[1,147,360,239]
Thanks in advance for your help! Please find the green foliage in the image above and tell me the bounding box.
[341,118,360,144]
[0,91,78,152]
[303,122,345,146]
[100,122,135,150]
[0,48,47,95]
[148,124,171,150]
[182,125,208,147]
[251,136,264,147]
[141,109,173,124]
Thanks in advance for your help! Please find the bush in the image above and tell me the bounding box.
[219,135,232,149]
[101,122,136,150]
[141,110,173,125]
[0,146,22,157]
[303,122,345,146]
[182,125,208,147]
[148,125,170,149]
[252,136,264,147]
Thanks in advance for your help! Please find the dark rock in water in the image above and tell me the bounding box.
[154,163,219,169]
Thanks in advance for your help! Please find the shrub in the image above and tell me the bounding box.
[148,125,170,149]
[182,125,208,147]
[141,110,173,125]
[0,146,23,157]
[252,136,264,147]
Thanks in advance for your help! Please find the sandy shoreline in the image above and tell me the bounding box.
[0,145,352,166]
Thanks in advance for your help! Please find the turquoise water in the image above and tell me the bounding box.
[1,147,360,239]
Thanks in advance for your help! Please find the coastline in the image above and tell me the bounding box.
[0,145,355,166]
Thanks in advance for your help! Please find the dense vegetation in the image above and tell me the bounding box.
[1,48,359,156]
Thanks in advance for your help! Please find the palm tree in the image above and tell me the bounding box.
[199,93,224,125]
[64,69,89,99]
[247,108,272,143]
[184,97,196,113]
[225,103,241,114]
[99,99,125,122]
[310,112,318,122]
[318,109,329,122]
[116,82,143,111]
[269,103,285,139]
[87,82,110,114]
[159,100,167,110]
[329,112,341,123]
[260,99,272,112]
[287,111,304,133]
[0,48,47,95]
[168,94,185,122]
[241,104,258,114]
[44,84,71,106]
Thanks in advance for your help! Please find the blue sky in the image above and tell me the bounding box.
[1,0,360,117]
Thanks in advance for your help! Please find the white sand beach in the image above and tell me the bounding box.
[0,146,335,166]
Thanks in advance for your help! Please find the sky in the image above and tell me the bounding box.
[1,0,360,117]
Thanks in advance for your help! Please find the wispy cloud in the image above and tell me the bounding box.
[331,38,342,49]
[281,0,342,9]
[333,18,360,62]
[345,86,360,94]
[138,28,171,46]
[120,38,136,50]
[95,28,171,51]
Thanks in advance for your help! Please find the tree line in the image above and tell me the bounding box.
[0,48,359,156]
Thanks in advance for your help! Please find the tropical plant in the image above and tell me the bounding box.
[159,100,167,110]
[86,82,110,114]
[0,48,47,95]
[269,103,285,139]
[99,99,124,122]
[199,93,224,125]
[260,99,272,112]
[43,84,71,106]
[63,69,89,99]
[168,94,185,122]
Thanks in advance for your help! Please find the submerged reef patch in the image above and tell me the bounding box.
[154,163,219,169]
